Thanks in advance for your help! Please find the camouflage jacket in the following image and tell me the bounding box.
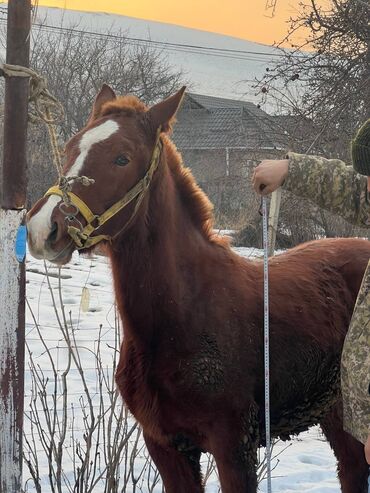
[284,152,370,444]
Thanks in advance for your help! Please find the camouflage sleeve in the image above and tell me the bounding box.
[283,152,370,228]
[341,261,370,444]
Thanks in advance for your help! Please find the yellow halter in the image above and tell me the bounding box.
[44,128,163,250]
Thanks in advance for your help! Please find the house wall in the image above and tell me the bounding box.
[179,147,281,228]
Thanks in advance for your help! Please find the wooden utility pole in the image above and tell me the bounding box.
[0,0,31,491]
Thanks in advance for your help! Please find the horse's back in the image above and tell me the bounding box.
[270,237,370,298]
[264,237,370,345]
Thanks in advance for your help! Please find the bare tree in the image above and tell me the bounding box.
[29,22,185,140]
[24,263,161,493]
[257,0,369,160]
[0,21,186,206]
[229,0,370,249]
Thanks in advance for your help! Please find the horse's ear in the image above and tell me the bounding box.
[147,86,186,133]
[88,84,116,123]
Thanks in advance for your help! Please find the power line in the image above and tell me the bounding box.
[30,21,303,60]
[0,12,305,63]
[28,22,274,62]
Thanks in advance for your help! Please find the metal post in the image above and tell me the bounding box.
[0,1,31,491]
[262,196,272,493]
[225,147,230,177]
[268,188,282,256]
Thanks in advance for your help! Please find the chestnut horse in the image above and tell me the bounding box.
[27,86,370,493]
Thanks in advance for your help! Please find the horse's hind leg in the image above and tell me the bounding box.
[320,402,368,493]
[143,432,204,493]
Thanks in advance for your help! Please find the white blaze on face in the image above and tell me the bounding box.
[67,119,120,177]
[27,195,61,257]
[27,119,120,255]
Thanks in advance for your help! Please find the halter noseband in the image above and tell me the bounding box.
[44,127,163,250]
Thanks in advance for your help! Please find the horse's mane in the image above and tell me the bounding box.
[162,134,221,242]
[100,96,226,245]
[101,95,148,118]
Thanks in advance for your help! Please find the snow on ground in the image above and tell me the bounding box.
[24,245,341,492]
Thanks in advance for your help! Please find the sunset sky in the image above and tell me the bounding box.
[32,0,321,46]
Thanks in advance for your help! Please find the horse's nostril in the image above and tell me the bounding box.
[48,221,58,244]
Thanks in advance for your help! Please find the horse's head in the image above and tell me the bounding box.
[27,85,186,265]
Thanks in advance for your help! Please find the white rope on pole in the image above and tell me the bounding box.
[262,196,272,493]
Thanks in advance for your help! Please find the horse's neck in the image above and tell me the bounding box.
[108,162,209,347]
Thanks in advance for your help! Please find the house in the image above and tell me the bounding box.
[172,93,288,227]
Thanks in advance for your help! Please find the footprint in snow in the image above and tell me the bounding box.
[62,298,78,304]
[298,454,330,466]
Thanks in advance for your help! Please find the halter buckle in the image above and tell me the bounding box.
[59,201,79,218]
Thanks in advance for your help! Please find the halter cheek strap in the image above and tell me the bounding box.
[44,127,163,250]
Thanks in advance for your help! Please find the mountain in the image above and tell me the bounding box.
[32,6,281,104]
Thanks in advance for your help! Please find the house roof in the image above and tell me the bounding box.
[184,93,269,119]
[173,93,285,150]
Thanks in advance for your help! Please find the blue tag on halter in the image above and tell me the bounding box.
[15,224,27,263]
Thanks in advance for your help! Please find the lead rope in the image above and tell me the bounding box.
[262,196,272,493]
[0,63,94,207]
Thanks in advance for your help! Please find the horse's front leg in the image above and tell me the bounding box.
[212,438,258,493]
[209,406,259,493]
[143,432,204,493]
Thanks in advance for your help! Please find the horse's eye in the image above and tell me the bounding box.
[114,155,129,166]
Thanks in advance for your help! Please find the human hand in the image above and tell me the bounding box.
[252,159,289,195]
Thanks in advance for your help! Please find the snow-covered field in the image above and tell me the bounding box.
[31,6,277,104]
[24,245,341,492]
